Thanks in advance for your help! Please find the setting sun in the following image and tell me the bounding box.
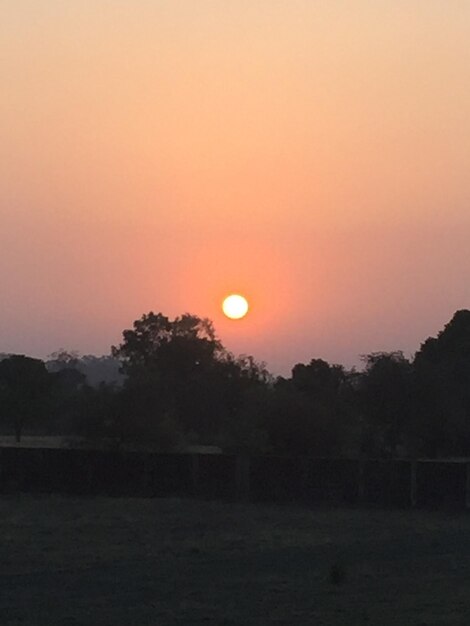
[222,294,249,320]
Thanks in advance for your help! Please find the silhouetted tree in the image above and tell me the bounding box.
[260,359,359,456]
[112,312,222,375]
[47,349,80,372]
[4,308,469,460]
[213,355,272,453]
[112,312,256,448]
[0,355,50,441]
[48,368,88,436]
[359,352,414,457]
[47,350,123,387]
[71,382,123,444]
[413,310,470,457]
[292,359,345,400]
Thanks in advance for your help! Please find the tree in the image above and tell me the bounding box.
[415,310,470,375]
[47,350,124,386]
[111,312,274,450]
[413,310,470,457]
[112,312,228,446]
[359,352,414,457]
[259,359,359,457]
[112,312,222,376]
[0,355,51,441]
[46,349,80,372]
[291,358,349,408]
[210,355,272,453]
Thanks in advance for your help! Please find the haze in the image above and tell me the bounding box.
[2,1,470,374]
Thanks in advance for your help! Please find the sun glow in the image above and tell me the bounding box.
[222,294,249,320]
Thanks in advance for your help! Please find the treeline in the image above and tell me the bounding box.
[1,310,470,459]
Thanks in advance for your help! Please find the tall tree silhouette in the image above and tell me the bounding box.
[413,310,470,457]
[359,352,414,457]
[112,312,246,446]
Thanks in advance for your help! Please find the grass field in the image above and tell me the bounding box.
[1,497,470,625]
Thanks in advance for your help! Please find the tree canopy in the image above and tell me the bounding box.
[2,309,470,458]
[0,355,50,441]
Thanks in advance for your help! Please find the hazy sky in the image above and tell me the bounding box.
[2,1,470,374]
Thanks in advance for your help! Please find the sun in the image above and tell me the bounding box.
[222,294,249,320]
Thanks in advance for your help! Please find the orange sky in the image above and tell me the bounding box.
[2,1,470,373]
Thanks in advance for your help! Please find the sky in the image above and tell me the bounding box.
[1,1,470,375]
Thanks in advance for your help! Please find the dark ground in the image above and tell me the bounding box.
[1,496,470,625]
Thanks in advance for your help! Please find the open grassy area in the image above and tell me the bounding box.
[1,497,470,625]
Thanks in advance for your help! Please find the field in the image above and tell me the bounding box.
[1,497,470,625]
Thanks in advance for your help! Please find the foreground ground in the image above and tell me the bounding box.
[1,497,470,625]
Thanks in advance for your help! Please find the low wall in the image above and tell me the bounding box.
[1,447,470,510]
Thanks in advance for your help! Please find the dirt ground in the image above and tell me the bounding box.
[1,496,470,625]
